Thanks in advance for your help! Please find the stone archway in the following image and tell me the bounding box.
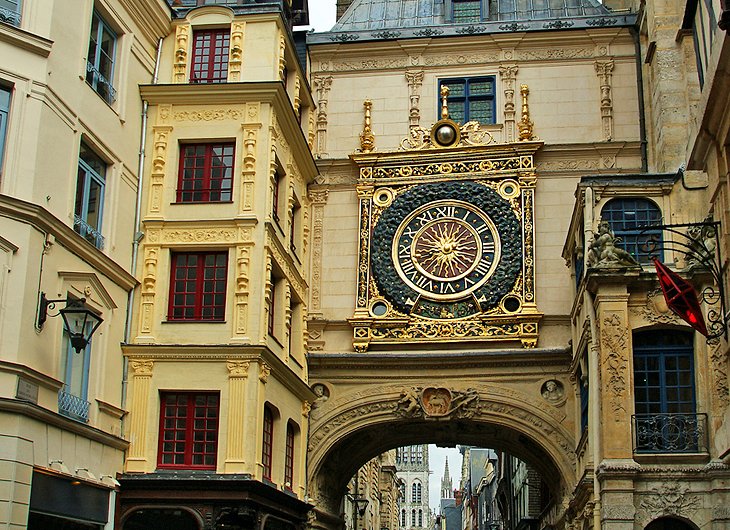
[306,379,576,529]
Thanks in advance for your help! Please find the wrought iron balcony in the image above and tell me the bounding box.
[73,215,105,250]
[85,62,117,105]
[633,413,708,454]
[0,6,21,26]
[58,387,90,423]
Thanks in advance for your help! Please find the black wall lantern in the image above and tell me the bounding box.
[37,293,103,353]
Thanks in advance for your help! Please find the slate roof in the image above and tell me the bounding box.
[332,0,609,31]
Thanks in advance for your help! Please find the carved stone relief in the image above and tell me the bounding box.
[313,76,333,157]
[594,60,615,141]
[637,482,701,521]
[600,313,629,415]
[229,22,244,81]
[499,65,519,143]
[139,246,159,337]
[173,24,189,83]
[405,70,424,129]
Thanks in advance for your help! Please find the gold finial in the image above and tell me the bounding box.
[360,99,375,153]
[517,84,535,141]
[440,85,450,120]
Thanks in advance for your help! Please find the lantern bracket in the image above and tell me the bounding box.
[633,220,727,341]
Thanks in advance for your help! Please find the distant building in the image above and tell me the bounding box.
[397,445,431,530]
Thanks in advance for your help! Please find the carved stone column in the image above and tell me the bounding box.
[595,60,615,141]
[263,255,273,344]
[277,32,286,82]
[594,287,633,459]
[229,22,244,82]
[313,76,333,157]
[240,121,260,214]
[148,121,173,218]
[233,241,253,340]
[499,65,519,143]
[405,70,424,129]
[224,360,249,472]
[284,281,293,356]
[126,360,154,472]
[137,246,159,342]
[173,25,189,83]
[308,189,329,320]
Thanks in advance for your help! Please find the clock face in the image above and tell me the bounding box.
[393,200,500,301]
[371,181,522,320]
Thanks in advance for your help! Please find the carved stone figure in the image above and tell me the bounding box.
[588,221,639,267]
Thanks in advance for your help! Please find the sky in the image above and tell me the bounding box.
[429,445,462,510]
[296,0,466,514]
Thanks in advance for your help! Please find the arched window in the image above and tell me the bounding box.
[418,509,423,526]
[262,405,274,479]
[601,198,662,263]
[401,509,406,527]
[633,330,697,453]
[412,481,422,503]
[646,516,697,530]
[411,509,416,526]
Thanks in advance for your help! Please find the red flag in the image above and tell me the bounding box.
[653,257,708,336]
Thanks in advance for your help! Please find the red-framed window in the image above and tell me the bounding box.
[284,422,295,488]
[267,278,277,337]
[262,406,274,480]
[168,252,228,321]
[158,392,219,469]
[177,143,235,203]
[190,29,229,83]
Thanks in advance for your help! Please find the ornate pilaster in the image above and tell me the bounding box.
[405,70,424,129]
[595,60,615,141]
[225,360,249,472]
[594,290,633,459]
[263,255,273,343]
[137,246,159,342]
[148,120,173,217]
[359,100,375,153]
[240,121,260,213]
[499,65,519,143]
[308,189,329,319]
[293,74,302,116]
[173,25,189,83]
[233,243,252,339]
[126,360,154,472]
[229,22,244,81]
[313,76,333,157]
[517,84,536,141]
[284,282,293,356]
[278,32,286,82]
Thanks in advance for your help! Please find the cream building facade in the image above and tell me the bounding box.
[0,0,168,528]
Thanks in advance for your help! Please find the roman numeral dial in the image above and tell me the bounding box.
[393,200,500,301]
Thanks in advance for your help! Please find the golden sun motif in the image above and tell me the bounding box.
[414,221,478,280]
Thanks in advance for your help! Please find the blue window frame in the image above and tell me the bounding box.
[601,198,662,263]
[0,86,10,173]
[578,365,588,432]
[86,10,117,104]
[75,142,106,249]
[0,0,22,26]
[58,326,92,422]
[438,77,496,124]
[633,330,699,452]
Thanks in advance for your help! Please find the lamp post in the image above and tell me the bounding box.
[352,495,369,530]
[37,293,103,352]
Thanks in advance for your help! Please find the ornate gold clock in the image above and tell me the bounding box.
[350,97,543,351]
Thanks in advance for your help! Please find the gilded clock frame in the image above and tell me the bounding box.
[350,139,543,352]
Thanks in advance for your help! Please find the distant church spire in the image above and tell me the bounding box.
[441,458,453,499]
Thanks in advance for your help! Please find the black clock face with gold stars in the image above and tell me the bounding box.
[371,181,521,319]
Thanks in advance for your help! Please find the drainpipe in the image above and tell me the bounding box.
[121,37,163,431]
[582,187,602,529]
[631,26,649,173]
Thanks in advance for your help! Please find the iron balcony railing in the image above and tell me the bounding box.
[0,6,21,26]
[73,215,105,250]
[633,413,708,454]
[58,387,90,423]
[85,62,117,105]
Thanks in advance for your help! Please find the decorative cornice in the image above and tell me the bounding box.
[0,397,129,450]
[0,195,137,290]
[0,21,53,57]
[0,360,63,391]
[140,83,318,181]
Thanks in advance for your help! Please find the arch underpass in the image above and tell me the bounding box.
[306,348,577,529]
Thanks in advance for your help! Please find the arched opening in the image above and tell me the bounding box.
[123,507,201,530]
[645,516,698,530]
